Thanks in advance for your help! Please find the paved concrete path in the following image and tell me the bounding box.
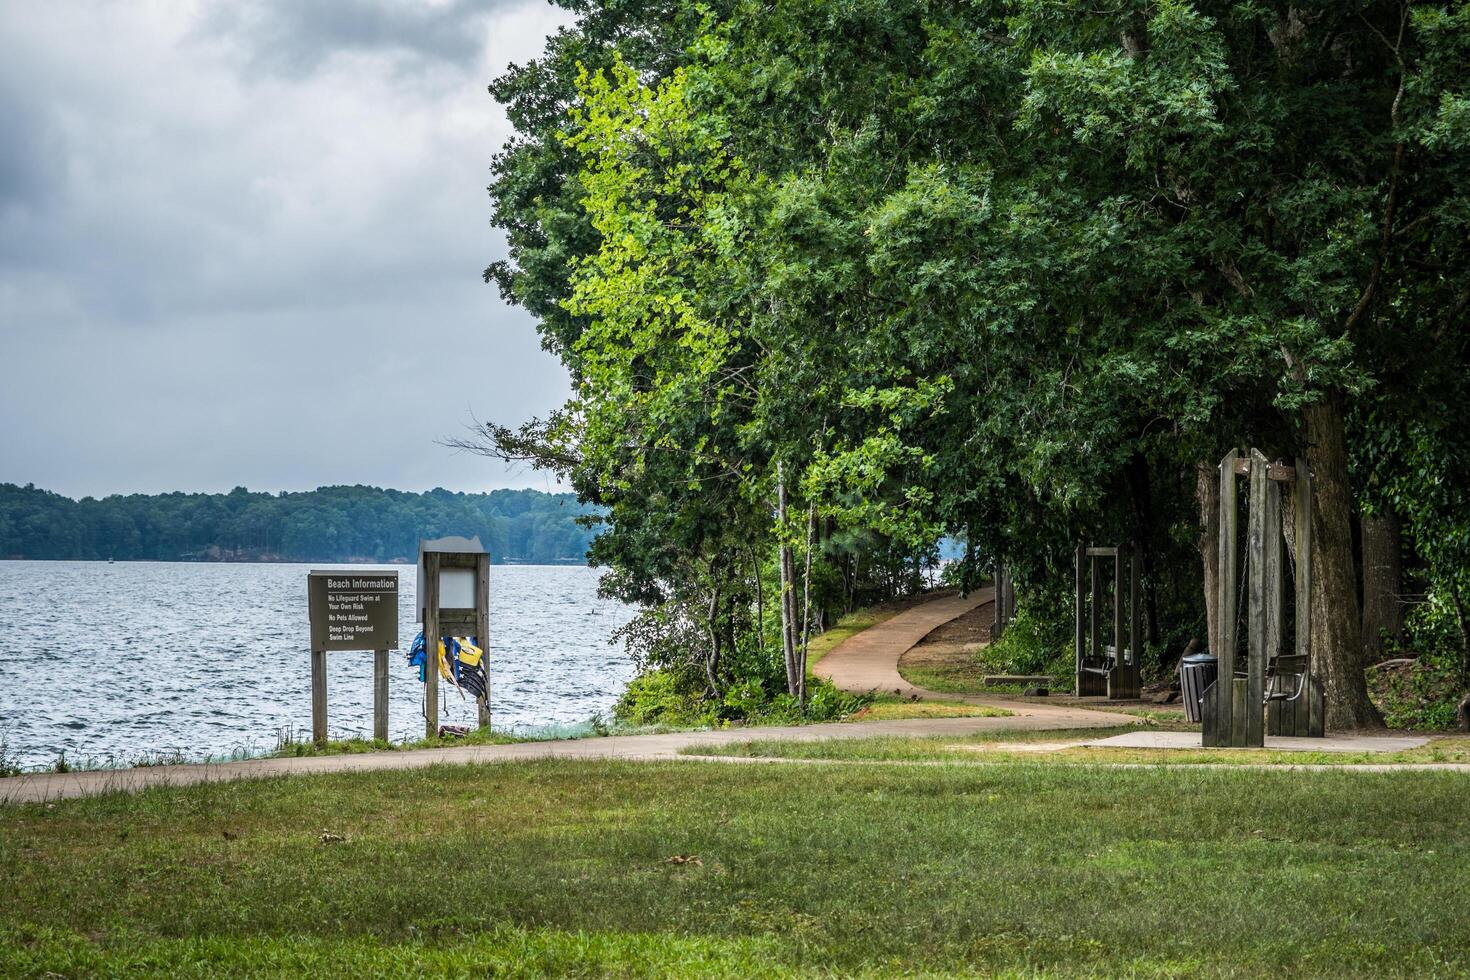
[813,587,1132,730]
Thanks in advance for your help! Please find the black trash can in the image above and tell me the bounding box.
[1178,651,1218,724]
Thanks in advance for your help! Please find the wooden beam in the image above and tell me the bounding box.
[1202,678,1221,746]
[1246,448,1271,747]
[1074,545,1086,691]
[373,648,389,742]
[311,648,327,745]
[1231,457,1298,482]
[1089,554,1102,670]
[994,563,1006,639]
[1217,449,1239,734]
[1113,548,1124,663]
[1295,457,1313,664]
[1130,545,1143,672]
[423,551,440,740]
[475,552,491,730]
[1231,677,1249,748]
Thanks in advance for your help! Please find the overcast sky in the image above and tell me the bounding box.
[0,0,576,500]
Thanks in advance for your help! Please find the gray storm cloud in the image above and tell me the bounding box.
[199,0,516,76]
[0,0,574,499]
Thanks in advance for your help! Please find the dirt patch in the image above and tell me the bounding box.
[872,587,960,618]
[905,600,993,662]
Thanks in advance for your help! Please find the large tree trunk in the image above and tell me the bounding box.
[1360,511,1403,665]
[1303,393,1383,729]
[1196,461,1220,658]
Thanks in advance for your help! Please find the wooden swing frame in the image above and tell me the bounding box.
[1201,449,1325,746]
[993,562,1017,639]
[1073,544,1142,700]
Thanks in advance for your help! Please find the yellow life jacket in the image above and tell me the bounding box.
[436,639,455,683]
[436,637,485,684]
[455,638,484,668]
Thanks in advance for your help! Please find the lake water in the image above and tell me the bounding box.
[0,561,635,770]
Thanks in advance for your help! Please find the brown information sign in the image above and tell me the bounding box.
[308,571,399,651]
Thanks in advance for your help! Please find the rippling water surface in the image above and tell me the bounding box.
[0,561,634,769]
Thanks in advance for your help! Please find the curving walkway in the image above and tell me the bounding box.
[815,587,1132,729]
[815,589,994,698]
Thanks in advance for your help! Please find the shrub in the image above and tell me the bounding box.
[986,590,1072,678]
[721,680,767,719]
[613,670,714,727]
[1368,589,1469,730]
[613,669,868,728]
[0,731,21,778]
[804,680,867,721]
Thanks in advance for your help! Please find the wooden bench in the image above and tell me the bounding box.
[982,674,1054,686]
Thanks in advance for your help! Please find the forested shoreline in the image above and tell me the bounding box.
[0,483,600,564]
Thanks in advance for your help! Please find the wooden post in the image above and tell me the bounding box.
[1111,544,1142,699]
[1245,449,1271,747]
[1211,449,1240,746]
[1130,546,1143,670]
[1257,455,1281,747]
[311,647,327,744]
[1089,553,1101,669]
[423,551,440,740]
[1295,457,1312,663]
[475,552,491,730]
[994,563,1007,639]
[373,648,389,742]
[1074,544,1086,693]
[1112,548,1124,663]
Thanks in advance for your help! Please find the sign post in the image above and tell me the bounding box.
[307,570,400,744]
[417,536,491,739]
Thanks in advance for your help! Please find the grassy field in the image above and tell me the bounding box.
[896,660,1032,696]
[3,757,1469,977]
[840,699,1013,722]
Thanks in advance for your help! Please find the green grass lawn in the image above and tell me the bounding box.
[840,700,1013,722]
[3,758,1469,976]
[896,659,1036,696]
[681,725,1149,760]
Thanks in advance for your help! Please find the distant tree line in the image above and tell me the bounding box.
[0,483,601,564]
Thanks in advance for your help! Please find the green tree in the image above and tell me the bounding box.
[485,0,1470,729]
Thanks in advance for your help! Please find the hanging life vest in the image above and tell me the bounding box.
[449,636,487,701]
[407,632,487,701]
